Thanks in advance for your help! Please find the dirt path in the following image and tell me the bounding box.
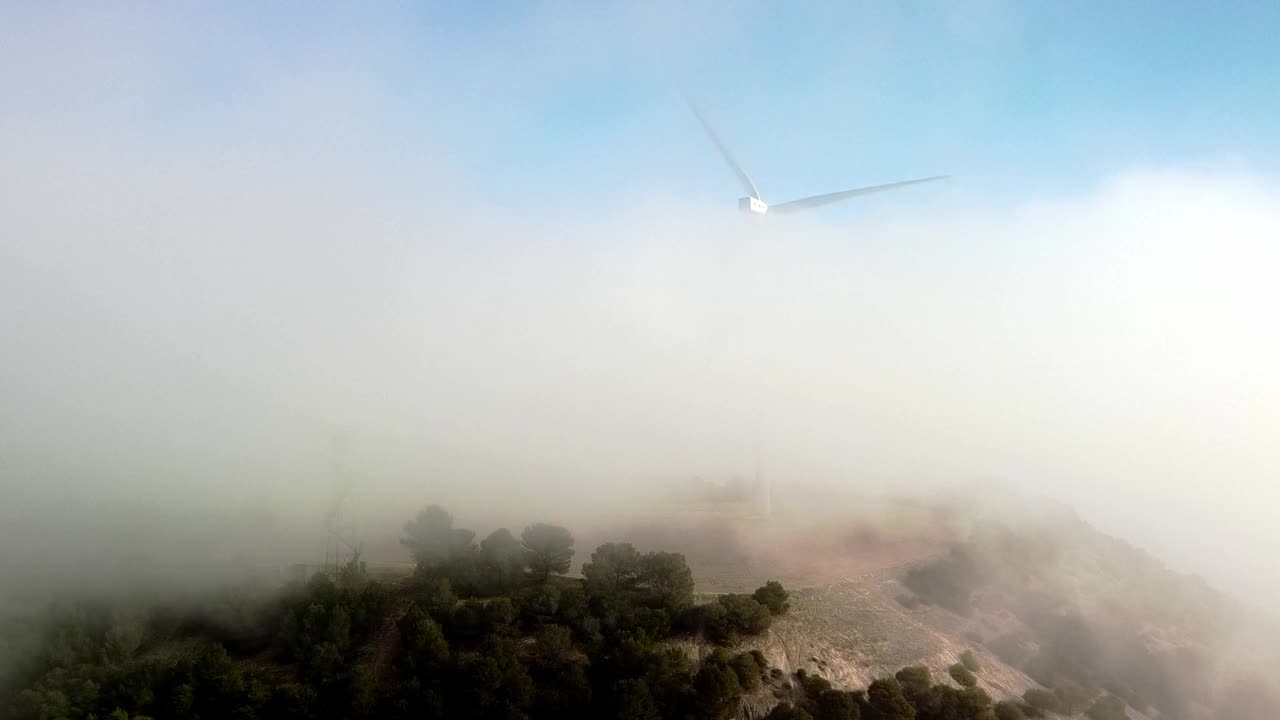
[361,595,415,681]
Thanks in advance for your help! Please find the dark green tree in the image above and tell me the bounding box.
[894,666,933,704]
[957,686,995,720]
[513,582,561,629]
[959,650,981,673]
[397,607,449,675]
[613,678,660,720]
[815,689,860,720]
[447,598,517,645]
[639,552,695,609]
[867,678,916,720]
[452,635,533,720]
[718,594,772,639]
[529,624,590,718]
[753,581,791,616]
[728,650,767,691]
[795,668,832,699]
[693,653,743,720]
[556,585,589,627]
[416,576,458,616]
[690,602,733,645]
[521,523,575,582]
[401,506,476,568]
[582,543,643,596]
[480,528,529,592]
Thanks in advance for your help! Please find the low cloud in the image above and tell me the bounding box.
[2,4,1278,608]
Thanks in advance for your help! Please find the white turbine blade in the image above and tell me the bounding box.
[770,175,948,214]
[684,94,762,200]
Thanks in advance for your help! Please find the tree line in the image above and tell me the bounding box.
[1,505,1145,719]
[0,505,792,719]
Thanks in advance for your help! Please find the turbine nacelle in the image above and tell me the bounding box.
[739,196,768,216]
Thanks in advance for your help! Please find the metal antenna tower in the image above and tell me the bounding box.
[323,431,361,572]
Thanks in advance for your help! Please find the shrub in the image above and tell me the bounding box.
[958,686,994,718]
[416,576,457,617]
[729,651,766,691]
[960,650,981,673]
[693,653,743,720]
[894,665,932,701]
[686,595,773,646]
[693,602,733,645]
[397,607,450,676]
[718,594,772,638]
[949,663,978,688]
[513,582,560,630]
[901,545,983,615]
[753,581,791,616]
[994,700,1027,720]
[1023,687,1058,712]
[866,678,915,720]
[814,688,860,720]
[795,668,833,699]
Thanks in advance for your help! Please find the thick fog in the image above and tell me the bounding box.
[2,6,1278,607]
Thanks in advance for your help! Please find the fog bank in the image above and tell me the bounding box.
[2,4,1279,608]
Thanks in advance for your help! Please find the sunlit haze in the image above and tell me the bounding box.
[3,3,1279,609]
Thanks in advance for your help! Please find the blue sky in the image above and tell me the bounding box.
[10,2,1276,217]
[394,1,1280,214]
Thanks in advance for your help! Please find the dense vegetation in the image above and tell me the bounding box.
[0,505,797,720]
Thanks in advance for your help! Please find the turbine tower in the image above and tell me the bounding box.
[756,455,772,518]
[685,93,948,217]
[323,431,361,572]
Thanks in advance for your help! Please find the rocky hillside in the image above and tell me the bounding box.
[675,497,1280,719]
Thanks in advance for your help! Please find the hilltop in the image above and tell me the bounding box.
[2,495,1278,720]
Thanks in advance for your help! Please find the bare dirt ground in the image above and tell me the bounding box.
[721,564,1156,719]
[744,569,1038,697]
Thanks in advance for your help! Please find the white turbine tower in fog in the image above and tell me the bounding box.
[686,95,948,217]
[756,450,771,518]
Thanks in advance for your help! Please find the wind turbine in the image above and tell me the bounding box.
[686,96,948,217]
